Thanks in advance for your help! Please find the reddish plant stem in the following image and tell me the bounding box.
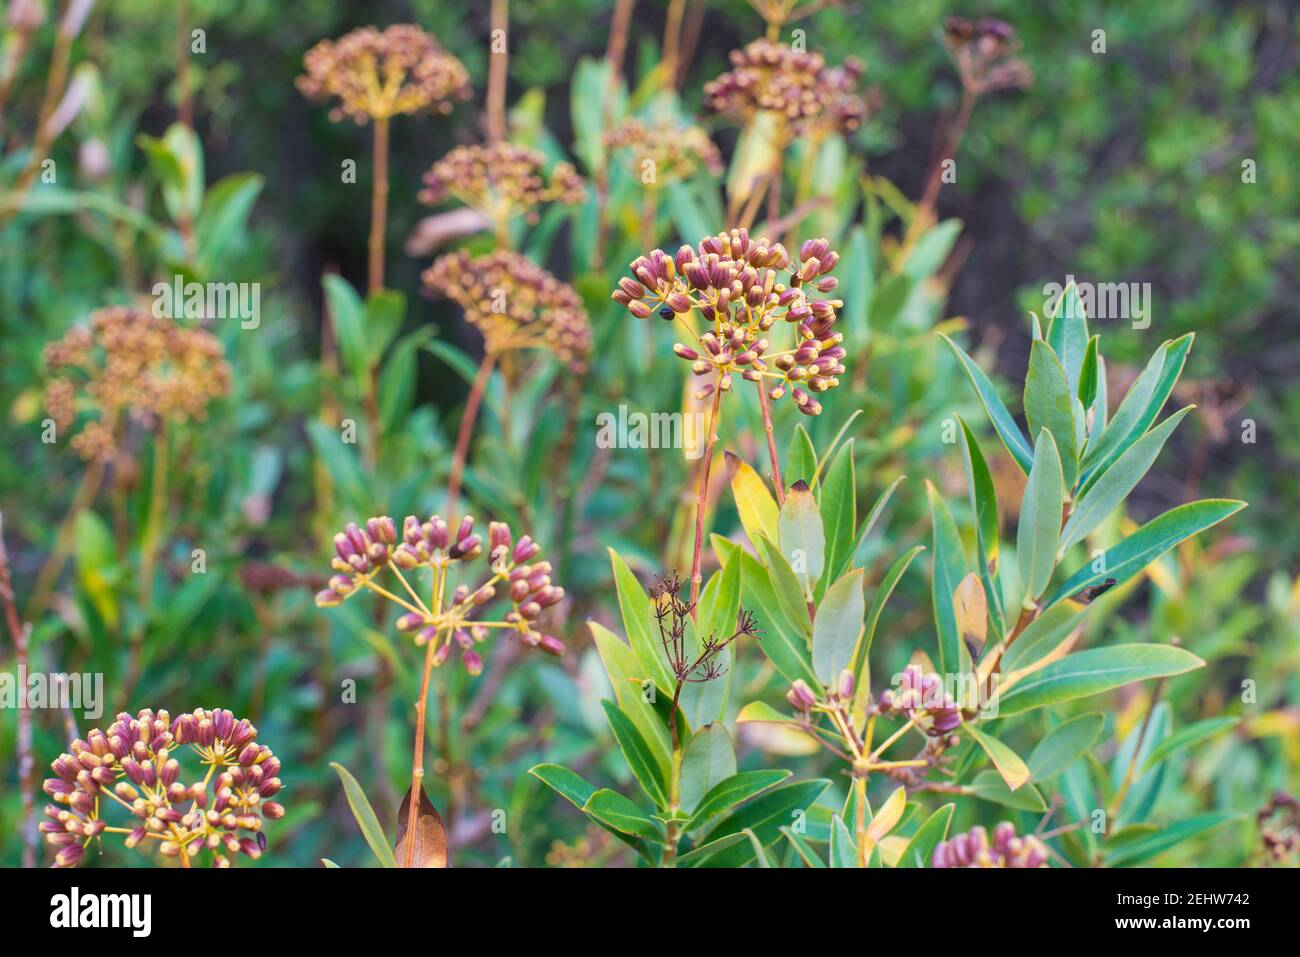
[689,381,724,613]
[487,0,509,142]
[368,116,390,296]
[0,513,36,867]
[404,635,438,867]
[661,0,687,88]
[917,89,974,220]
[756,379,784,504]
[446,351,498,522]
[606,0,634,76]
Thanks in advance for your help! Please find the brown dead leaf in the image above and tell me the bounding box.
[394,783,448,868]
[953,572,988,661]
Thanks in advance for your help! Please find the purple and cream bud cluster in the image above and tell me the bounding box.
[942,17,1033,97]
[878,664,964,734]
[316,514,566,674]
[611,228,845,415]
[419,141,586,225]
[932,822,1048,868]
[42,708,285,868]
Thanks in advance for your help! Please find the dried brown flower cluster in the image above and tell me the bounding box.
[297,24,471,124]
[43,306,231,462]
[42,708,285,868]
[419,141,586,230]
[942,17,1033,97]
[424,249,592,373]
[612,228,844,415]
[1257,791,1299,865]
[315,514,566,674]
[703,38,866,139]
[603,117,723,184]
[932,822,1049,868]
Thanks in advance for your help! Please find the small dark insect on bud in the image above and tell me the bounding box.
[658,306,675,320]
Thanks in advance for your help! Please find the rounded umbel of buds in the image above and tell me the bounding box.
[932,822,1048,868]
[43,708,285,868]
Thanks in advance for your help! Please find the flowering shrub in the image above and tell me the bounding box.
[0,1,1287,876]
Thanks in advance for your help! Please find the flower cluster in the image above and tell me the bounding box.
[942,17,1033,97]
[315,514,566,674]
[878,663,964,734]
[1257,790,1299,865]
[297,24,471,124]
[42,708,284,868]
[419,141,586,229]
[703,38,866,139]
[932,822,1048,868]
[612,228,844,415]
[424,249,592,374]
[43,306,231,462]
[603,117,723,184]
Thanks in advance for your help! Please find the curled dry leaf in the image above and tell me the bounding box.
[395,783,448,868]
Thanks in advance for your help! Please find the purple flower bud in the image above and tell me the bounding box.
[513,536,539,563]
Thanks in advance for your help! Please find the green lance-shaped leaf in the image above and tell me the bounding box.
[786,425,818,489]
[1027,713,1105,781]
[756,533,812,638]
[1046,499,1246,607]
[329,762,398,868]
[1061,406,1195,553]
[970,770,1049,812]
[829,815,858,868]
[601,700,670,810]
[958,420,1005,638]
[965,724,1031,791]
[685,769,793,832]
[1104,813,1237,868]
[1017,429,1064,605]
[699,779,831,867]
[1001,599,1089,673]
[529,763,598,811]
[322,274,370,389]
[939,333,1034,473]
[607,547,675,694]
[1081,334,1193,483]
[779,480,825,598]
[850,474,906,562]
[588,621,672,781]
[895,803,955,868]
[1046,281,1090,397]
[1141,716,1242,772]
[812,567,865,685]
[679,723,737,814]
[1025,340,1079,488]
[734,545,820,688]
[997,644,1205,717]
[1077,335,1101,415]
[854,545,926,680]
[582,789,661,840]
[697,551,741,652]
[819,440,858,588]
[927,482,970,674]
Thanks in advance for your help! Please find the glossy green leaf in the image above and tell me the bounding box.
[998,645,1205,716]
[1077,335,1101,413]
[851,474,906,561]
[1017,429,1064,603]
[812,568,865,685]
[601,700,670,809]
[607,548,674,693]
[939,333,1034,473]
[588,621,672,780]
[736,547,820,688]
[820,440,857,587]
[927,481,969,673]
[674,832,748,867]
[329,762,397,868]
[1001,599,1089,673]
[958,417,1004,637]
[1046,281,1090,397]
[829,815,858,868]
[582,789,661,840]
[680,723,737,814]
[779,480,825,597]
[1064,407,1195,549]
[1025,340,1078,487]
[1142,717,1241,772]
[686,769,792,832]
[756,534,812,637]
[700,779,831,867]
[965,724,1030,791]
[529,763,598,810]
[970,770,1048,812]
[786,426,818,489]
[1047,499,1247,606]
[1105,814,1237,867]
[1028,714,1104,781]
[896,803,955,868]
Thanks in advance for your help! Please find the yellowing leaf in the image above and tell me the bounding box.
[728,453,779,549]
